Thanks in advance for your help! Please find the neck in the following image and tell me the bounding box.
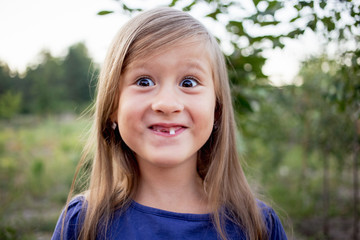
[134,160,209,214]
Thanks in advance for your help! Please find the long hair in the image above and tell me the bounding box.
[65,7,267,240]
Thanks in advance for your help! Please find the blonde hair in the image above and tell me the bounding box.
[65,7,267,240]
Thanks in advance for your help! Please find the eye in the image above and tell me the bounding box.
[136,77,155,87]
[179,77,198,88]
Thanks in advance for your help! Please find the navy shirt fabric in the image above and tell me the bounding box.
[52,196,287,240]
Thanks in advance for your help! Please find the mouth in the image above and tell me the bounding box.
[149,124,186,136]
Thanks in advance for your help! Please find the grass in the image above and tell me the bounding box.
[0,114,90,239]
[0,114,355,239]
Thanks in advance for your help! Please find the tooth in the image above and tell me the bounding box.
[169,128,175,135]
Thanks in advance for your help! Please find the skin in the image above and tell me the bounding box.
[115,39,216,213]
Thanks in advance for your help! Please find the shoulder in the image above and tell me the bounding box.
[51,196,85,240]
[257,201,288,240]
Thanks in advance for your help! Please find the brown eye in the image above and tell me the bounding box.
[136,77,155,87]
[180,78,198,88]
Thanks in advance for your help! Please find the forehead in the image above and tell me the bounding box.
[124,37,213,72]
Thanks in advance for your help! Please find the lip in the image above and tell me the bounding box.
[148,123,187,137]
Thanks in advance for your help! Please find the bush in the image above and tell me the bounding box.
[0,91,22,119]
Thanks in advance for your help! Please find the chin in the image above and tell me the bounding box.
[139,152,196,169]
[148,158,188,168]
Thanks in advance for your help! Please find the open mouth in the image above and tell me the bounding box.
[149,125,185,135]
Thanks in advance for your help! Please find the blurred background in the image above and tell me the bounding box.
[0,0,359,239]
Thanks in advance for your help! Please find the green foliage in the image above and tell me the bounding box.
[63,43,96,103]
[97,0,359,117]
[240,55,357,238]
[0,116,89,237]
[97,10,114,15]
[0,91,22,119]
[0,43,97,117]
[328,49,360,113]
[0,226,19,240]
[24,51,65,113]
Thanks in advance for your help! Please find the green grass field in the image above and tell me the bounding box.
[0,115,90,239]
[0,115,354,239]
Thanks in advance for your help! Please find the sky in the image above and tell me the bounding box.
[0,0,322,85]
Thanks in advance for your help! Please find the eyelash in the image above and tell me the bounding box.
[135,76,154,87]
[134,76,200,87]
[180,76,199,88]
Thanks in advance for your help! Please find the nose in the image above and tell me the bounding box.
[151,85,184,114]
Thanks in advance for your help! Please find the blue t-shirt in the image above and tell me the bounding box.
[52,197,287,240]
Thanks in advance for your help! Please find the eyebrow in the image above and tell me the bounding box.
[126,57,211,76]
[183,60,209,74]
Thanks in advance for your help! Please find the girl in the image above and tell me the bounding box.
[52,7,287,240]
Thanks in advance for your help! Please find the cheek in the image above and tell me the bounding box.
[193,99,216,132]
[116,96,144,140]
[117,92,144,121]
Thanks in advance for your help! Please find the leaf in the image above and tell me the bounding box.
[253,0,262,7]
[322,17,335,32]
[206,8,222,20]
[272,38,285,49]
[182,0,197,12]
[319,0,326,9]
[294,3,302,11]
[290,15,301,23]
[266,1,282,11]
[307,19,317,31]
[286,28,305,38]
[339,28,345,39]
[245,14,258,22]
[264,1,283,15]
[299,0,314,9]
[122,3,142,13]
[335,12,341,21]
[168,0,178,7]
[227,21,245,35]
[97,10,114,16]
[233,94,254,113]
[258,20,281,26]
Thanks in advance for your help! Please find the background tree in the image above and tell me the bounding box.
[0,43,97,116]
[98,0,359,115]
[98,0,360,238]
[24,51,64,113]
[0,63,22,118]
[63,42,96,105]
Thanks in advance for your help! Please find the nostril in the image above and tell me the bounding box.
[151,100,184,114]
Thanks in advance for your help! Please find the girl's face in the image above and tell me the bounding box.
[115,39,216,170]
